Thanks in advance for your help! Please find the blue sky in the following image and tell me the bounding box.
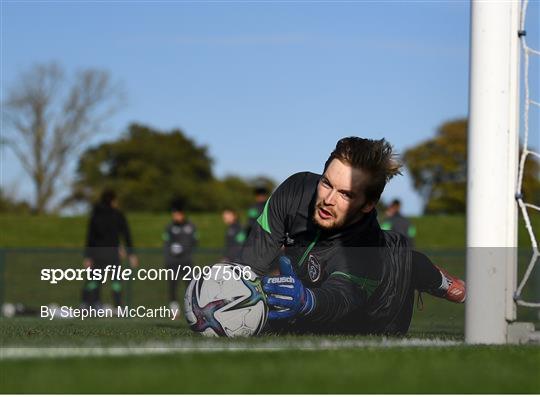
[1,1,538,215]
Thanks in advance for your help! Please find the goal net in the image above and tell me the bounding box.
[514,0,540,310]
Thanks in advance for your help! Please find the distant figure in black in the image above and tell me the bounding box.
[82,189,138,307]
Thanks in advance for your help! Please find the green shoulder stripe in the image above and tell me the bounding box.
[330,271,380,297]
[256,198,272,234]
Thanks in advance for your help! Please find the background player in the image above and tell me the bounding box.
[381,199,416,247]
[245,186,270,238]
[82,189,138,308]
[222,208,246,262]
[163,198,198,315]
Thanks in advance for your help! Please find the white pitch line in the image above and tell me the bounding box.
[0,338,462,360]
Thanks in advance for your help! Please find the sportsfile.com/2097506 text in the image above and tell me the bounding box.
[40,265,253,285]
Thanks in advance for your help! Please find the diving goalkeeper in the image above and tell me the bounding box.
[240,137,465,335]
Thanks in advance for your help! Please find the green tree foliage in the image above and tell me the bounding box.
[403,118,540,214]
[0,189,31,214]
[71,123,274,211]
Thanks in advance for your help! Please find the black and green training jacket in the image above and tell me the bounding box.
[241,172,414,335]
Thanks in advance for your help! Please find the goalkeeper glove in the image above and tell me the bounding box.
[262,256,315,320]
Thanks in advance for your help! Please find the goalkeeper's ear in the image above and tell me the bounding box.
[361,200,376,214]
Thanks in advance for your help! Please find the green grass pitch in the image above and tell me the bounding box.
[1,296,539,393]
[1,341,539,393]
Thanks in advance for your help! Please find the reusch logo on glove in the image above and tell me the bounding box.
[267,276,295,284]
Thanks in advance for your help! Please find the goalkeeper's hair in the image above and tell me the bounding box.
[324,137,402,203]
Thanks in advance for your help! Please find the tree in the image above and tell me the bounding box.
[403,119,467,214]
[404,118,540,214]
[71,123,273,212]
[2,62,123,214]
[0,188,31,214]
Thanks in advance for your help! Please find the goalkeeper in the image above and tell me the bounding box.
[241,137,465,335]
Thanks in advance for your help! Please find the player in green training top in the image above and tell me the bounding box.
[241,137,465,335]
[245,186,270,238]
[381,199,416,247]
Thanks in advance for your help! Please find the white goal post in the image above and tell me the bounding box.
[466,0,539,344]
[466,0,521,344]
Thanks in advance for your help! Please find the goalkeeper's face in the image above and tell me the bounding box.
[314,159,375,231]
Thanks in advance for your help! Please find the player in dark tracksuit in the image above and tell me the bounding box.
[82,189,137,307]
[245,186,270,238]
[222,209,246,262]
[241,138,466,335]
[381,199,416,247]
[163,199,197,309]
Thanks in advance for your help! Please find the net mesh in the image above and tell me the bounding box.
[515,0,540,308]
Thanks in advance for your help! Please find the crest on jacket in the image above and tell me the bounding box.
[307,254,322,282]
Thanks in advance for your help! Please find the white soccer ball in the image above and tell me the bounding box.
[2,302,15,318]
[184,263,268,337]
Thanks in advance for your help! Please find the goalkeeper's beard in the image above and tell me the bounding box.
[312,200,368,231]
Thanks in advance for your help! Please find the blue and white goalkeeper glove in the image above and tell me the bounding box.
[262,256,315,320]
